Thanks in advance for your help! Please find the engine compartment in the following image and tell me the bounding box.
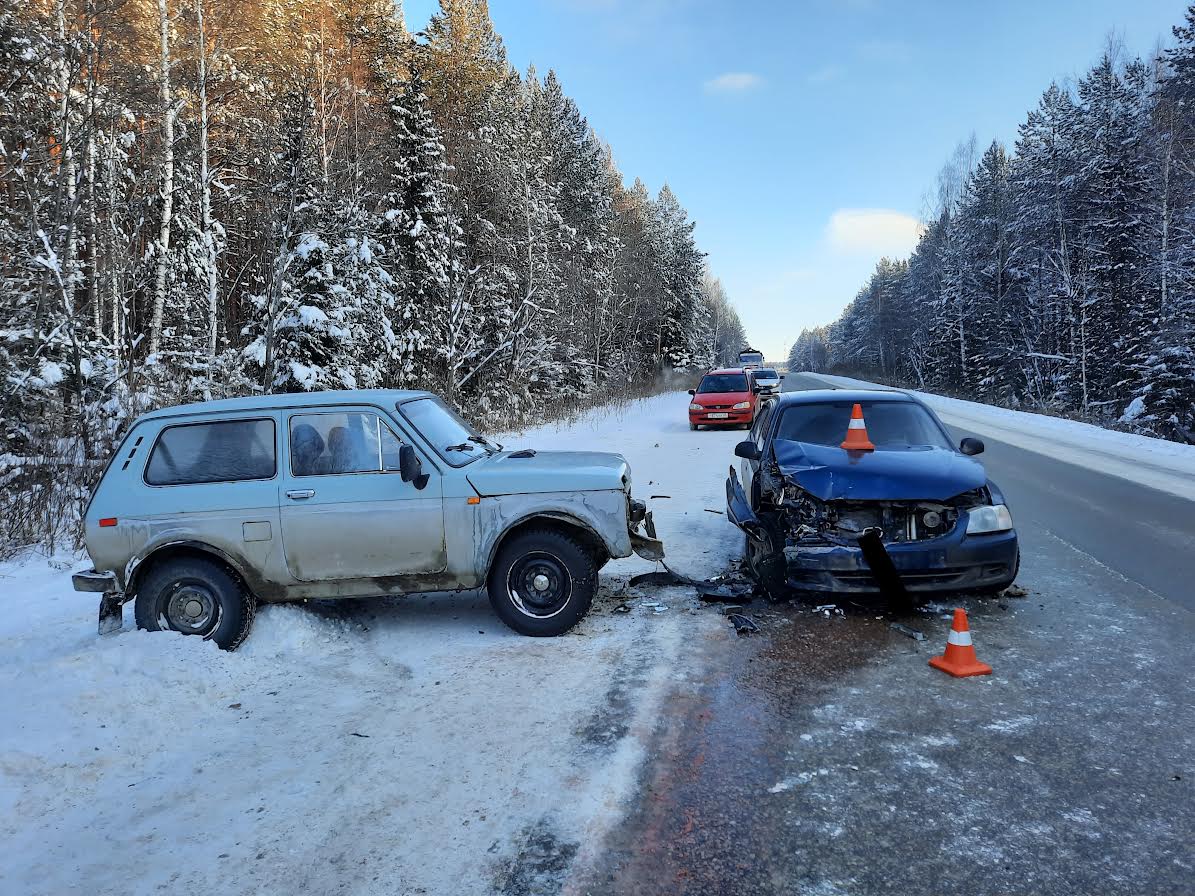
[774,482,990,546]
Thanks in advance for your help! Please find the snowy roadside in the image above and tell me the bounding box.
[805,372,1195,501]
[0,390,744,896]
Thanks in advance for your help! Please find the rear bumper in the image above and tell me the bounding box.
[72,568,120,593]
[782,529,1019,594]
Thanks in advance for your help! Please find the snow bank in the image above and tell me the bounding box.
[807,373,1195,501]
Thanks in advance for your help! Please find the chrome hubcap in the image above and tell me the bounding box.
[532,573,551,592]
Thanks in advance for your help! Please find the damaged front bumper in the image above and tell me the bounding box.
[781,529,1018,594]
[726,466,1018,595]
[627,498,665,561]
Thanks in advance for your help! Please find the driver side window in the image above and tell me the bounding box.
[752,404,773,448]
[290,412,406,477]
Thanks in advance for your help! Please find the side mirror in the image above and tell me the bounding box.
[399,444,429,489]
[688,389,696,396]
[779,374,786,380]
[959,437,985,456]
[752,386,763,394]
[734,440,761,460]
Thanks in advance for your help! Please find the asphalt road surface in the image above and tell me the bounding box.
[582,376,1194,896]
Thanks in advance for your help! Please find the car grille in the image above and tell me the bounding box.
[834,568,969,584]
[704,404,732,410]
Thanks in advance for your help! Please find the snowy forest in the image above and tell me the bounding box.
[0,0,745,552]
[790,12,1195,445]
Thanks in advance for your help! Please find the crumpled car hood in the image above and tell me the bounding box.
[466,450,629,496]
[773,440,986,502]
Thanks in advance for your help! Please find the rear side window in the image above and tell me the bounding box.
[145,419,277,486]
[752,403,774,447]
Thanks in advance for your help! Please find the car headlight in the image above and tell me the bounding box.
[966,504,1013,534]
[732,401,751,410]
[689,403,703,411]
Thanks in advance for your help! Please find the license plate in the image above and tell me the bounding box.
[707,412,729,419]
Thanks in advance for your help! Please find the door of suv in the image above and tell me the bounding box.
[279,408,446,582]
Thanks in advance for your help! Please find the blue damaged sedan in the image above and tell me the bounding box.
[726,389,1019,598]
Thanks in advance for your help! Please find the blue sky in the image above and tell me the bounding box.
[404,0,1189,361]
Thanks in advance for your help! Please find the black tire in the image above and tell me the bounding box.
[487,528,597,636]
[690,423,699,431]
[134,555,255,650]
[743,516,787,601]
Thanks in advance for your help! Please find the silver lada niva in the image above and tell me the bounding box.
[73,390,663,648]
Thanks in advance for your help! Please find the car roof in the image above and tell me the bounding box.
[771,388,918,407]
[136,389,433,422]
[704,367,747,376]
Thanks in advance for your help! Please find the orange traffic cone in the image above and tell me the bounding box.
[929,609,992,678]
[840,403,876,451]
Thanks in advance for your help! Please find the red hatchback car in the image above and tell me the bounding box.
[688,368,758,430]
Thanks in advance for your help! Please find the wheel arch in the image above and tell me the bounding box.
[486,513,610,575]
[126,540,259,600]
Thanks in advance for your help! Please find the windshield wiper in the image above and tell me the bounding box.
[469,434,502,453]
[445,442,476,453]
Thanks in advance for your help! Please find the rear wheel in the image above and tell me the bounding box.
[134,555,255,650]
[488,528,597,636]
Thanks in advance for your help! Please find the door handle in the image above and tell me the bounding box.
[286,489,315,500]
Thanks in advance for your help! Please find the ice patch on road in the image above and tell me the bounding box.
[983,715,1037,733]
[769,768,830,793]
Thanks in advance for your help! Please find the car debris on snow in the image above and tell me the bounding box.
[629,569,689,588]
[696,581,755,602]
[727,613,760,635]
[1004,583,1030,597]
[889,623,927,641]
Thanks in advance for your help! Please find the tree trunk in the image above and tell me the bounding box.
[148,0,174,357]
[196,0,219,359]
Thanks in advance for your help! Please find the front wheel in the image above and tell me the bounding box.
[134,555,255,650]
[689,422,699,431]
[487,528,597,636]
[743,517,787,602]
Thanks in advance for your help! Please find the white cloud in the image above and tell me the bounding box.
[807,64,846,84]
[825,208,923,258]
[704,72,764,93]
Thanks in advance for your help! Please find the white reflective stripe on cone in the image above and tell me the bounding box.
[848,418,866,429]
[947,629,973,647]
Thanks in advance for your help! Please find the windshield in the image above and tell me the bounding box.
[753,369,778,380]
[400,397,487,467]
[739,352,763,366]
[697,373,749,394]
[776,401,951,450]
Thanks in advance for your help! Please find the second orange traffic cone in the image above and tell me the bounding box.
[929,609,992,678]
[840,403,876,451]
